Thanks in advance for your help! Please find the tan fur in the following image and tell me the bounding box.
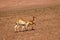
[14,16,36,32]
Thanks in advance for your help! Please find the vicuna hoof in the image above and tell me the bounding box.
[32,29,35,30]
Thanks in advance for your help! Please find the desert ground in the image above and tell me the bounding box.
[0,0,60,40]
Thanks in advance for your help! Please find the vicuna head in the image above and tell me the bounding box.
[29,16,36,25]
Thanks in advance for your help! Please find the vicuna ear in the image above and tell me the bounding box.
[32,16,36,21]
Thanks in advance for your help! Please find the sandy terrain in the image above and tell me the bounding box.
[0,5,60,40]
[0,0,60,40]
[0,0,60,10]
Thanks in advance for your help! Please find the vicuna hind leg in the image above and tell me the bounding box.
[14,25,19,32]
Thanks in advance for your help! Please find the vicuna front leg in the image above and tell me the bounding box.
[25,23,29,31]
[21,26,25,32]
[25,26,28,31]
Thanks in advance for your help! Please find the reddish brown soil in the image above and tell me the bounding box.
[0,5,60,40]
[0,0,60,10]
[0,0,60,40]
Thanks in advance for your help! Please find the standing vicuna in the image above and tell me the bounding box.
[14,16,36,32]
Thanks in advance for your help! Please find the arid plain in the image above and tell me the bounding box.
[0,0,60,40]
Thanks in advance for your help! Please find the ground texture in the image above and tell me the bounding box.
[0,0,60,40]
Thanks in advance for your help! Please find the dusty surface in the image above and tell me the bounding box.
[0,0,60,10]
[0,0,60,40]
[0,5,60,40]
